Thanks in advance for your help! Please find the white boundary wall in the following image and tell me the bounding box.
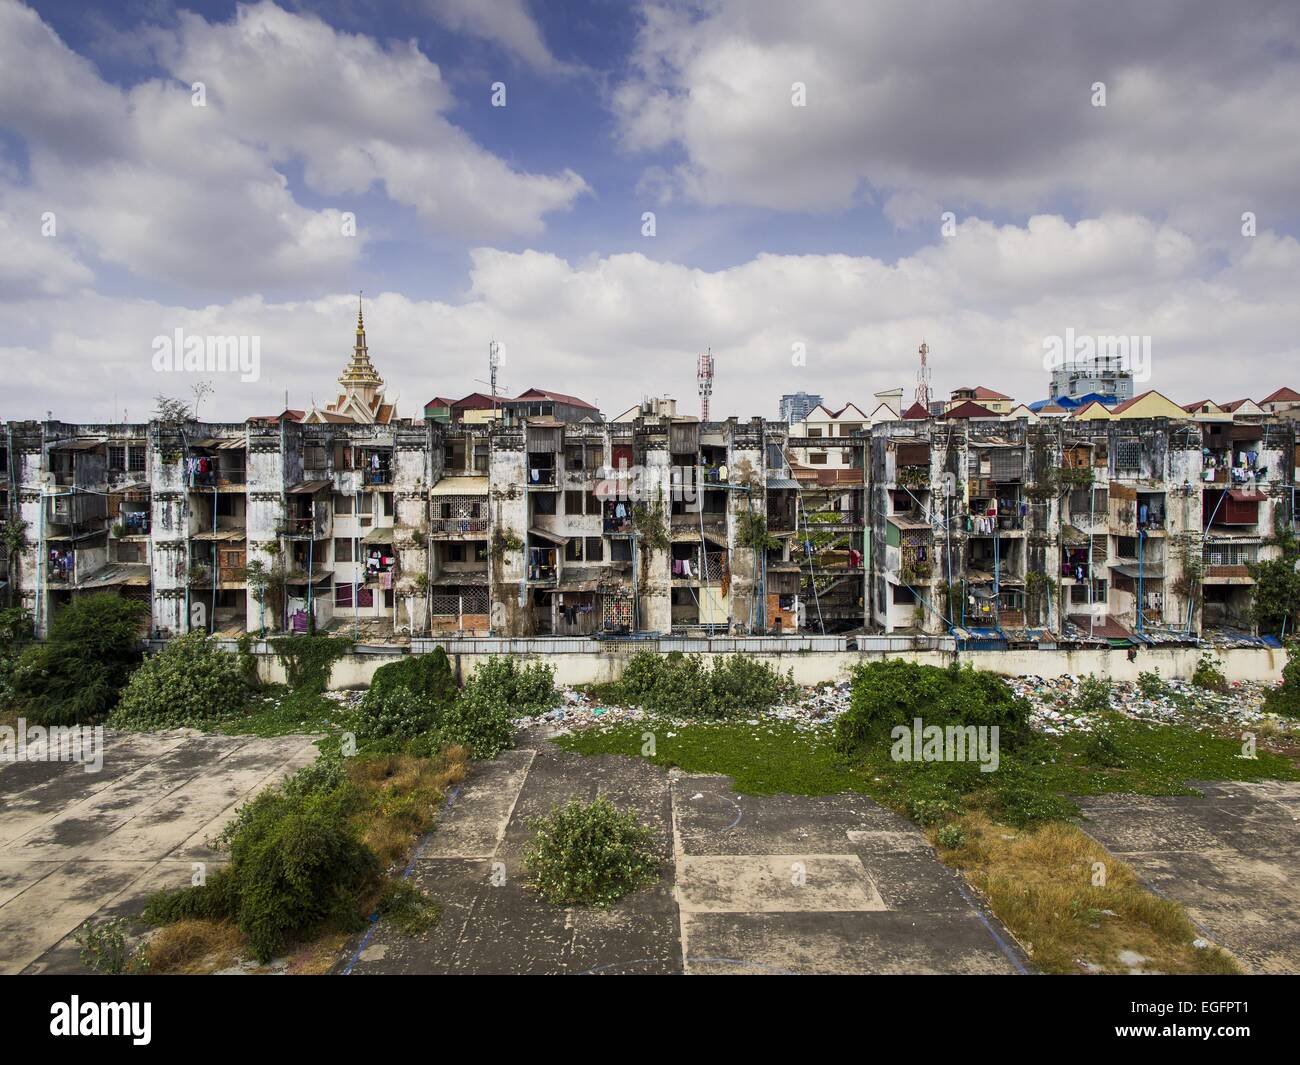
[250,646,1286,690]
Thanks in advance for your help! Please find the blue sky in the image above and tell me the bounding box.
[2,0,1299,422]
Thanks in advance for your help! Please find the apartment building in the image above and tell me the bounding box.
[866,412,1296,645]
[1,310,1295,645]
[3,410,813,640]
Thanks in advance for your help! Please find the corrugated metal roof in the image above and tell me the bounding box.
[766,477,801,489]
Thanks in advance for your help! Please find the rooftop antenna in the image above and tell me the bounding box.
[915,340,932,411]
[697,348,714,421]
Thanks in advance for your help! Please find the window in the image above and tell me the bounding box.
[334,493,353,514]
[807,428,822,438]
[585,537,603,561]
[128,447,146,473]
[1115,438,1141,474]
[335,583,353,607]
[565,490,586,515]
[565,538,582,561]
[108,446,126,471]
[357,493,373,514]
[384,589,394,608]
[382,494,393,517]
[610,539,632,562]
[334,538,354,563]
[810,453,827,465]
[533,493,557,515]
[448,543,466,562]
[892,585,915,604]
[304,445,326,468]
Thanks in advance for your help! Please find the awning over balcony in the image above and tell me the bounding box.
[430,476,488,495]
[528,527,569,545]
[76,563,150,589]
[362,527,395,544]
[1111,562,1165,579]
[288,480,332,494]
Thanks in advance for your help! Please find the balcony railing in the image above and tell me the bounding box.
[527,468,556,486]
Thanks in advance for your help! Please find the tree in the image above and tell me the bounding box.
[11,594,148,725]
[1248,530,1300,638]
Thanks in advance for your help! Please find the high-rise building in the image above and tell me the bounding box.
[1049,356,1135,404]
[779,391,823,424]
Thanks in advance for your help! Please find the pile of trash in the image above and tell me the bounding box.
[524,674,1291,739]
[521,680,856,734]
[1008,674,1281,735]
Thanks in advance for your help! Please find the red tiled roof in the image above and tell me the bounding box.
[943,400,998,419]
[1108,390,1155,415]
[453,392,498,410]
[514,387,598,410]
[901,402,930,420]
[424,396,457,409]
[247,409,304,424]
[953,386,1011,402]
[1219,399,1255,412]
[1261,386,1300,404]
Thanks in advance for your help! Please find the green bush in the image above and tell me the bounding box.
[523,796,661,907]
[834,660,1031,756]
[1263,641,1300,718]
[355,686,441,742]
[11,594,147,725]
[110,632,248,729]
[362,649,456,716]
[459,656,558,717]
[143,756,377,962]
[1083,712,1128,768]
[615,651,796,718]
[441,674,518,758]
[1073,674,1112,716]
[1192,652,1229,694]
[73,916,149,975]
[1137,669,1168,698]
[936,824,966,849]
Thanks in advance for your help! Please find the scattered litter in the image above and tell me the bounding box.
[1192,938,1209,949]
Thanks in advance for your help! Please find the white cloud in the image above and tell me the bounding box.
[613,0,1300,232]
[4,214,1297,423]
[425,0,573,74]
[0,0,588,292]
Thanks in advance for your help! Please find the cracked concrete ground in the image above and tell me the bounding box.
[0,729,320,974]
[1078,781,1300,975]
[342,736,1028,975]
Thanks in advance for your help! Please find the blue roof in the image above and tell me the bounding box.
[1027,391,1119,413]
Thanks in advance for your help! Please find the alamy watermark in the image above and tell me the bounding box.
[0,718,104,773]
[890,718,1000,773]
[1042,327,1152,383]
[152,328,260,382]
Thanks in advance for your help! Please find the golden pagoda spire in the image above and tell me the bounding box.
[339,292,383,391]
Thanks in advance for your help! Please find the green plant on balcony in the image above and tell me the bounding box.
[632,502,670,552]
[735,510,779,551]
[896,465,930,489]
[490,527,524,562]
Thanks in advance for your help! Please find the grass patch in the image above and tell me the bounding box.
[144,918,246,975]
[376,879,441,937]
[936,813,1241,975]
[555,708,1294,976]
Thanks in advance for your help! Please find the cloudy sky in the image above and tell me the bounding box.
[1,0,1298,423]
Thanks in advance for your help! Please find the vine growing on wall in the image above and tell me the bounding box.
[268,634,353,693]
[490,527,524,562]
[632,503,670,552]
